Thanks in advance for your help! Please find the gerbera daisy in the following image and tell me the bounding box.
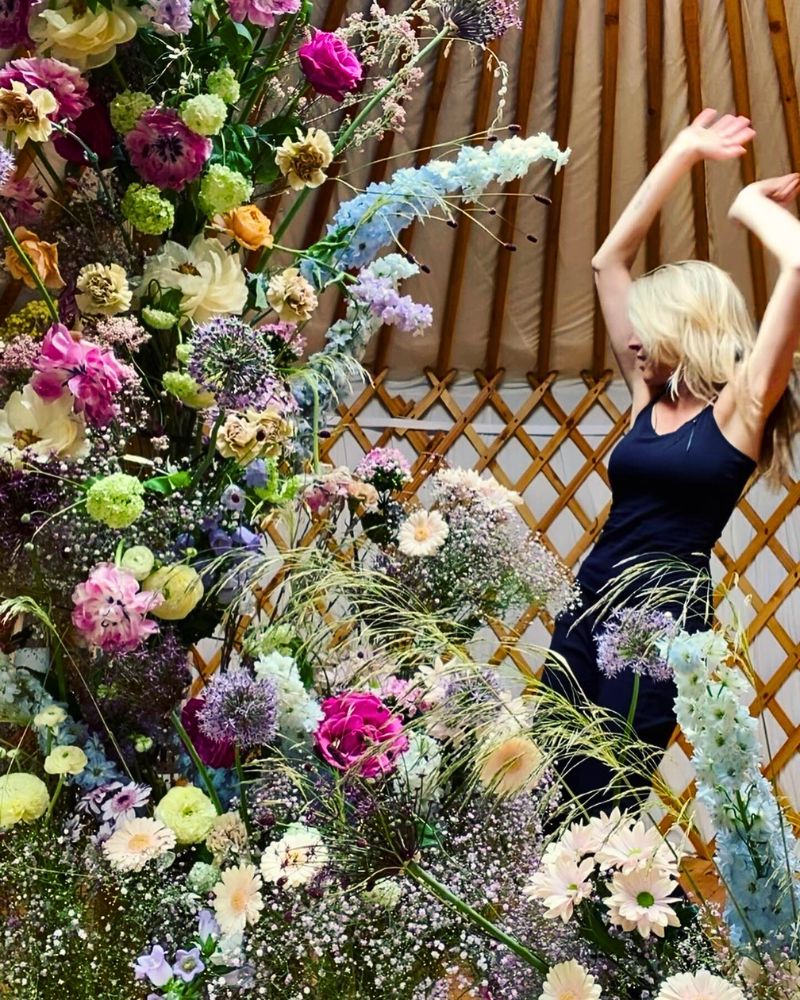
[595,818,676,874]
[524,854,595,922]
[260,824,329,888]
[397,509,449,557]
[605,868,681,938]
[102,817,176,871]
[477,734,543,797]
[212,863,264,935]
[655,970,745,1000]
[540,960,602,1000]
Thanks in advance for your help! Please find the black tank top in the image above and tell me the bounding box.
[578,397,756,593]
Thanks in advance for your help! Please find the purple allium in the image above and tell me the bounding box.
[0,58,92,122]
[125,108,211,192]
[198,669,279,750]
[143,0,192,33]
[134,944,173,987]
[0,0,31,49]
[440,0,521,43]
[595,606,679,681]
[355,446,411,491]
[173,947,204,982]
[0,147,14,190]
[350,272,433,335]
[187,316,279,410]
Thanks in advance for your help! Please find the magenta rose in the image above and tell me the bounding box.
[315,691,408,778]
[180,698,236,769]
[298,30,362,102]
[227,0,298,28]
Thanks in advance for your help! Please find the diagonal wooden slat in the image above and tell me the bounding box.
[765,0,800,210]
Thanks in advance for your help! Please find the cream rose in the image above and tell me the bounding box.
[31,1,139,70]
[216,407,293,465]
[143,564,204,620]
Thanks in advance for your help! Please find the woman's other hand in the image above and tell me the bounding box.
[729,173,800,225]
[673,108,755,164]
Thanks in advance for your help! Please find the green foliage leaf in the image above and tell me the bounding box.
[143,471,192,495]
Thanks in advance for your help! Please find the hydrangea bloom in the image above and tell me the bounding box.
[31,324,132,426]
[71,564,162,652]
[0,57,91,121]
[125,108,211,191]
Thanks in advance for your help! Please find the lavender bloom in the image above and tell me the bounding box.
[187,317,278,410]
[595,606,679,681]
[0,147,15,190]
[197,908,221,942]
[134,945,173,987]
[144,0,192,32]
[440,0,521,43]
[245,459,269,489]
[349,272,433,335]
[173,947,204,982]
[198,669,279,749]
[221,483,246,511]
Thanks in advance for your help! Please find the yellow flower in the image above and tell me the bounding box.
[266,267,317,323]
[477,734,543,797]
[44,745,88,775]
[143,564,203,620]
[0,772,50,828]
[155,785,217,844]
[31,0,139,70]
[0,80,57,147]
[33,705,67,729]
[5,227,65,290]
[213,204,274,251]
[216,407,293,465]
[75,263,132,316]
[275,128,334,191]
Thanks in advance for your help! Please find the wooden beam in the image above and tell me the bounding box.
[681,0,709,260]
[723,0,768,319]
[372,43,453,372]
[435,43,500,376]
[645,0,663,271]
[591,0,621,375]
[483,0,545,375]
[765,0,800,215]
[536,0,580,377]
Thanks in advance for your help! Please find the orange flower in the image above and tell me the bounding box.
[213,204,274,251]
[5,227,64,289]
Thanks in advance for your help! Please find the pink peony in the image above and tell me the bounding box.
[0,0,32,49]
[125,108,212,192]
[0,58,91,122]
[298,30,362,102]
[315,692,408,778]
[72,564,162,653]
[227,0,298,27]
[180,698,236,769]
[32,324,132,427]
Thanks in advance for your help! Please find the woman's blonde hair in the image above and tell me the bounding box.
[627,259,799,484]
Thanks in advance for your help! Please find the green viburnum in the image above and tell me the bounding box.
[162,370,215,409]
[174,342,193,363]
[109,91,155,133]
[180,93,227,136]
[121,184,175,236]
[85,473,145,529]
[141,306,178,330]
[207,67,240,105]
[198,164,253,216]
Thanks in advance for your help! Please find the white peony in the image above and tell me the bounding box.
[139,236,247,323]
[0,385,89,466]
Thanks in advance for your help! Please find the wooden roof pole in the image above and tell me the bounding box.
[765,0,800,216]
[645,0,663,272]
[681,0,709,260]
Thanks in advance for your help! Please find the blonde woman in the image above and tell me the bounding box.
[546,109,800,809]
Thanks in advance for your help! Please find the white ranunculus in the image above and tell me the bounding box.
[0,384,89,466]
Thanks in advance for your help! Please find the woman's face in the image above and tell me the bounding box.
[627,332,673,387]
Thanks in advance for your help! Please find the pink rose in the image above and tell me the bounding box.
[72,564,162,653]
[315,691,408,778]
[298,30,362,102]
[227,0,298,28]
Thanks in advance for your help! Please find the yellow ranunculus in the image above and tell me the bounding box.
[33,705,67,729]
[44,745,88,776]
[144,564,204,620]
[0,772,50,828]
[155,785,217,844]
[30,1,139,70]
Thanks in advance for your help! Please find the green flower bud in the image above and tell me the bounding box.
[120,545,155,581]
[207,67,240,105]
[110,91,155,133]
[198,164,253,217]
[85,473,145,529]
[121,184,175,236]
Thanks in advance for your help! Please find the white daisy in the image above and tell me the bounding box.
[212,863,264,935]
[260,824,328,889]
[397,509,449,557]
[524,854,596,922]
[102,817,175,872]
[595,818,676,874]
[655,970,746,1000]
[540,960,602,1000]
[605,868,681,938]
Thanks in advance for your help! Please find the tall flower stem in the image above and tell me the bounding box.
[404,860,549,974]
[624,672,640,740]
[0,210,59,322]
[258,25,450,270]
[234,745,252,835]
[45,775,65,823]
[171,710,224,814]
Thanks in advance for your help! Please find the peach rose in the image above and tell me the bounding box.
[5,227,64,289]
[214,204,274,251]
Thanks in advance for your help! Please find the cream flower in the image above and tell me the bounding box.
[206,811,249,864]
[30,0,139,70]
[540,960,602,1000]
[435,467,523,512]
[139,236,247,323]
[0,385,89,467]
[259,824,329,889]
[266,267,318,323]
[155,785,217,844]
[0,81,57,147]
[44,744,88,775]
[605,868,681,939]
[398,509,449,557]
[523,854,595,922]
[275,127,334,191]
[478,734,543,797]
[103,816,176,871]
[75,263,132,316]
[143,564,204,620]
[0,772,49,828]
[33,705,67,729]
[655,971,745,1000]
[212,863,264,935]
[215,407,293,465]
[595,819,676,874]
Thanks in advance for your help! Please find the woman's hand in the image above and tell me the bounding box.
[672,108,755,163]
[729,173,800,225]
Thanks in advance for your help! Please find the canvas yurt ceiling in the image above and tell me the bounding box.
[289,0,800,379]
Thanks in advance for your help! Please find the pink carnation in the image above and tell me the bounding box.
[31,324,132,427]
[227,0,298,27]
[315,691,408,778]
[298,30,362,102]
[0,58,91,122]
[71,564,162,653]
[125,108,211,192]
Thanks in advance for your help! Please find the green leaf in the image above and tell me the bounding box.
[143,471,192,495]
